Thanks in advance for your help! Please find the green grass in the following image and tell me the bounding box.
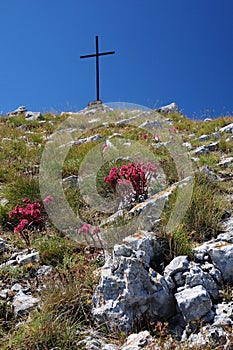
[182,173,227,241]
[2,176,41,208]
[160,172,228,260]
[1,242,102,350]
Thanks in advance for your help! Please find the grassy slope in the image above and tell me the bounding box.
[0,111,232,349]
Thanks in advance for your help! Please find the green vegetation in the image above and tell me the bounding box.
[1,244,99,350]
[0,110,232,348]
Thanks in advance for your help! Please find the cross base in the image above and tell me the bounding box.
[88,100,103,107]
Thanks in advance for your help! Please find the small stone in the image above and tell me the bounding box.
[36,265,52,276]
[199,134,210,141]
[2,137,12,142]
[25,111,42,120]
[0,289,8,299]
[182,142,192,149]
[62,175,78,189]
[11,283,23,292]
[191,146,209,155]
[212,132,220,139]
[0,238,6,251]
[205,141,219,152]
[217,157,233,167]
[0,259,17,268]
[191,157,199,162]
[16,252,40,266]
[13,290,40,316]
[121,331,153,350]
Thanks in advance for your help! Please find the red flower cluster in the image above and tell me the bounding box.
[9,198,43,234]
[104,162,157,202]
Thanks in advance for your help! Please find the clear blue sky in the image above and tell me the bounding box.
[0,0,232,119]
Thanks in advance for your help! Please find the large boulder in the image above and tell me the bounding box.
[92,232,175,333]
[164,257,221,301]
[175,285,212,323]
[193,231,233,283]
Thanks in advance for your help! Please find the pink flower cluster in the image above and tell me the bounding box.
[9,198,43,234]
[43,195,54,204]
[104,162,157,201]
[137,133,160,142]
[77,224,103,248]
[77,223,101,236]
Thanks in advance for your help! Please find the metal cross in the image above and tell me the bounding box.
[80,36,115,102]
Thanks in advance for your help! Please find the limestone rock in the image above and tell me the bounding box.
[217,156,233,167]
[193,232,233,283]
[92,232,175,333]
[175,285,212,322]
[164,256,189,277]
[199,134,210,141]
[16,251,40,266]
[212,132,220,139]
[157,102,180,114]
[7,106,26,117]
[36,265,53,276]
[122,231,163,268]
[191,145,209,155]
[182,322,232,349]
[25,111,42,120]
[213,301,233,327]
[13,290,40,316]
[220,122,233,133]
[80,102,113,117]
[121,331,154,350]
[93,227,233,335]
[165,257,221,300]
[182,262,220,300]
[205,141,219,152]
[220,217,233,235]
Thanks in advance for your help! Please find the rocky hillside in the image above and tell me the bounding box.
[0,104,232,349]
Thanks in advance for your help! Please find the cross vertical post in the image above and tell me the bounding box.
[96,36,100,101]
[80,36,115,102]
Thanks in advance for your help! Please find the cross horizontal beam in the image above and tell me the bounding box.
[80,51,115,59]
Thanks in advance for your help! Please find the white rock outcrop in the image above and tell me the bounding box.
[220,122,233,133]
[93,231,175,333]
[157,102,180,114]
[93,226,233,338]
